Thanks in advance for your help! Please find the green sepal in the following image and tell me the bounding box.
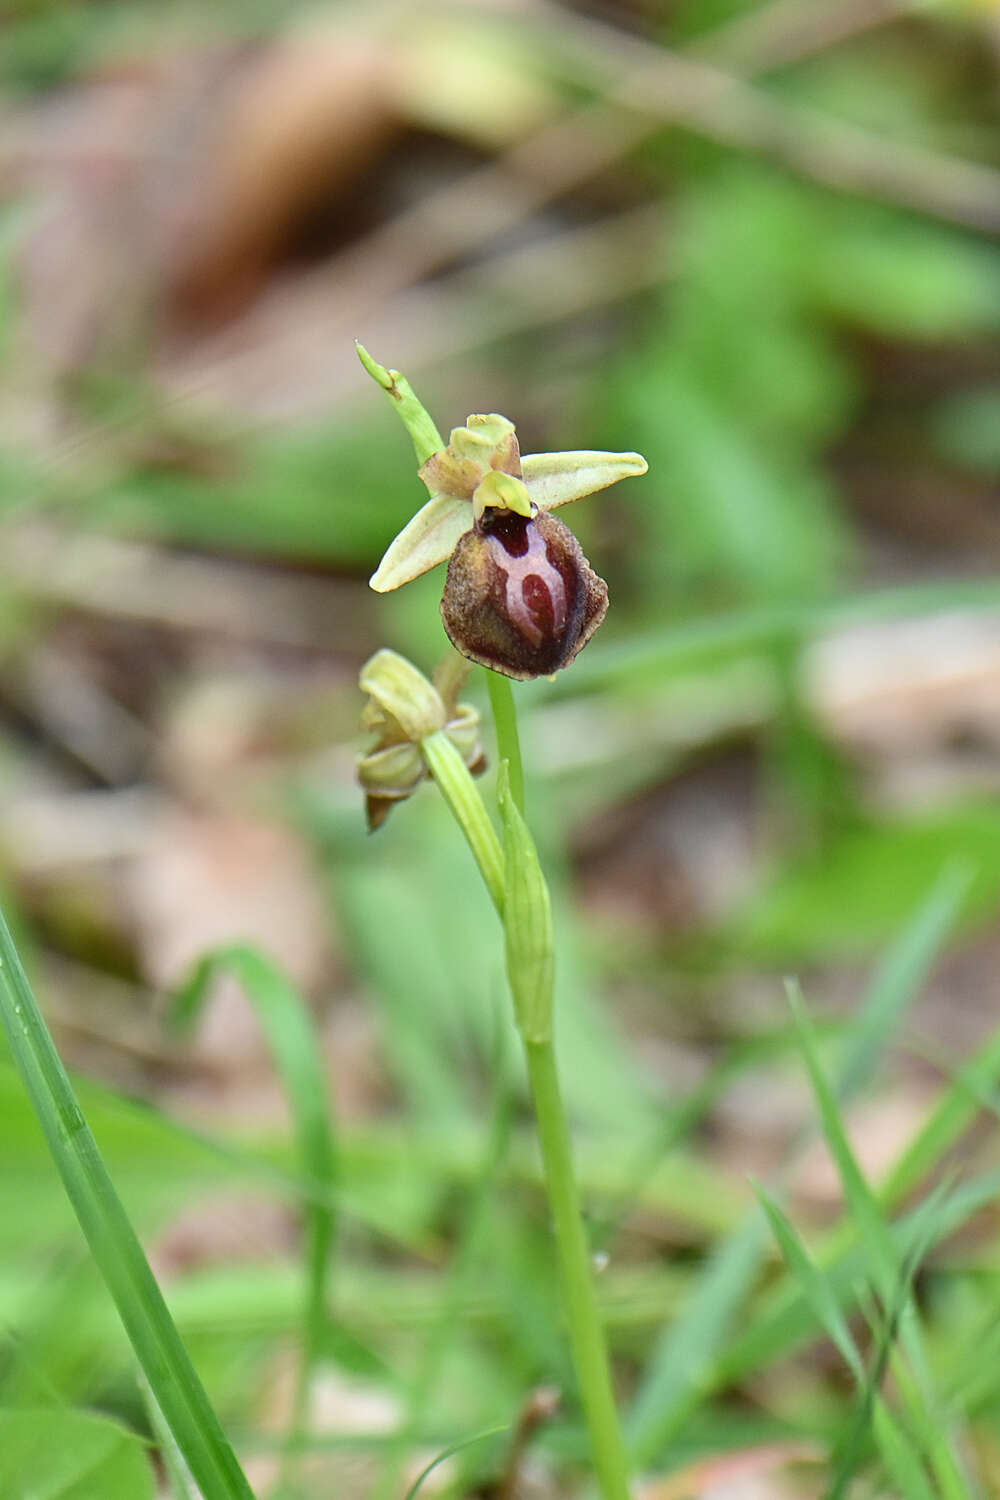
[356,342,444,466]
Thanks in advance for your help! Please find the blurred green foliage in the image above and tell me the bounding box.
[4,0,1000,1495]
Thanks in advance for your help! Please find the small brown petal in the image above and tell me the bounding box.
[440,509,608,681]
[418,448,482,500]
[487,426,522,478]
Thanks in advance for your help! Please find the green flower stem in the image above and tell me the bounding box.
[524,1039,632,1500]
[420,730,504,912]
[485,670,525,815]
[423,700,632,1500]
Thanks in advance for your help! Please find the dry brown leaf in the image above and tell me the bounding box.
[163,29,398,323]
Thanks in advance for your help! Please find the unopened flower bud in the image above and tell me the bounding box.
[357,741,425,798]
[358,741,427,833]
[441,507,608,681]
[358,647,487,829]
[359,649,445,742]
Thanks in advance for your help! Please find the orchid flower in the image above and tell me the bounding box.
[358,344,648,680]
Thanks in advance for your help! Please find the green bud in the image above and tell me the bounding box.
[358,648,486,831]
[358,741,427,833]
[357,741,425,797]
[498,761,554,1043]
[359,649,445,743]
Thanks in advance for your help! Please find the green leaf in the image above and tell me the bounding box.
[0,1407,154,1500]
[626,362,843,601]
[933,385,1000,476]
[808,212,1000,340]
[99,420,427,566]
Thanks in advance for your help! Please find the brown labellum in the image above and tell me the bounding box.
[441,508,608,681]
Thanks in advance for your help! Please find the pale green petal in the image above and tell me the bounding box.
[472,470,533,519]
[521,450,648,510]
[370,494,473,592]
[458,413,516,450]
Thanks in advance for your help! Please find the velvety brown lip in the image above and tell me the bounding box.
[440,508,608,680]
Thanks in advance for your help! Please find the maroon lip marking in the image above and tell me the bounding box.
[485,536,567,647]
[481,511,567,649]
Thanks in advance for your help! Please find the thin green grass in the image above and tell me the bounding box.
[172,945,338,1489]
[626,863,970,1472]
[0,903,257,1500]
[401,1424,510,1500]
[786,980,974,1500]
[372,1026,517,1500]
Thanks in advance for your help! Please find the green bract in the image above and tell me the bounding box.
[498,761,554,1043]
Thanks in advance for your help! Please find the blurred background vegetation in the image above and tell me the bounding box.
[5,0,1000,1495]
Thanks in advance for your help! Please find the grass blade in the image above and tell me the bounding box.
[626,1211,768,1465]
[788,981,974,1500]
[402,1424,509,1500]
[0,903,256,1500]
[753,1182,863,1384]
[865,1407,937,1500]
[625,874,959,1469]
[172,945,338,1469]
[786,980,898,1303]
[881,1023,1000,1204]
[373,1023,516,1500]
[140,1374,198,1500]
[755,1177,938,1499]
[831,1188,952,1500]
[835,860,973,1102]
